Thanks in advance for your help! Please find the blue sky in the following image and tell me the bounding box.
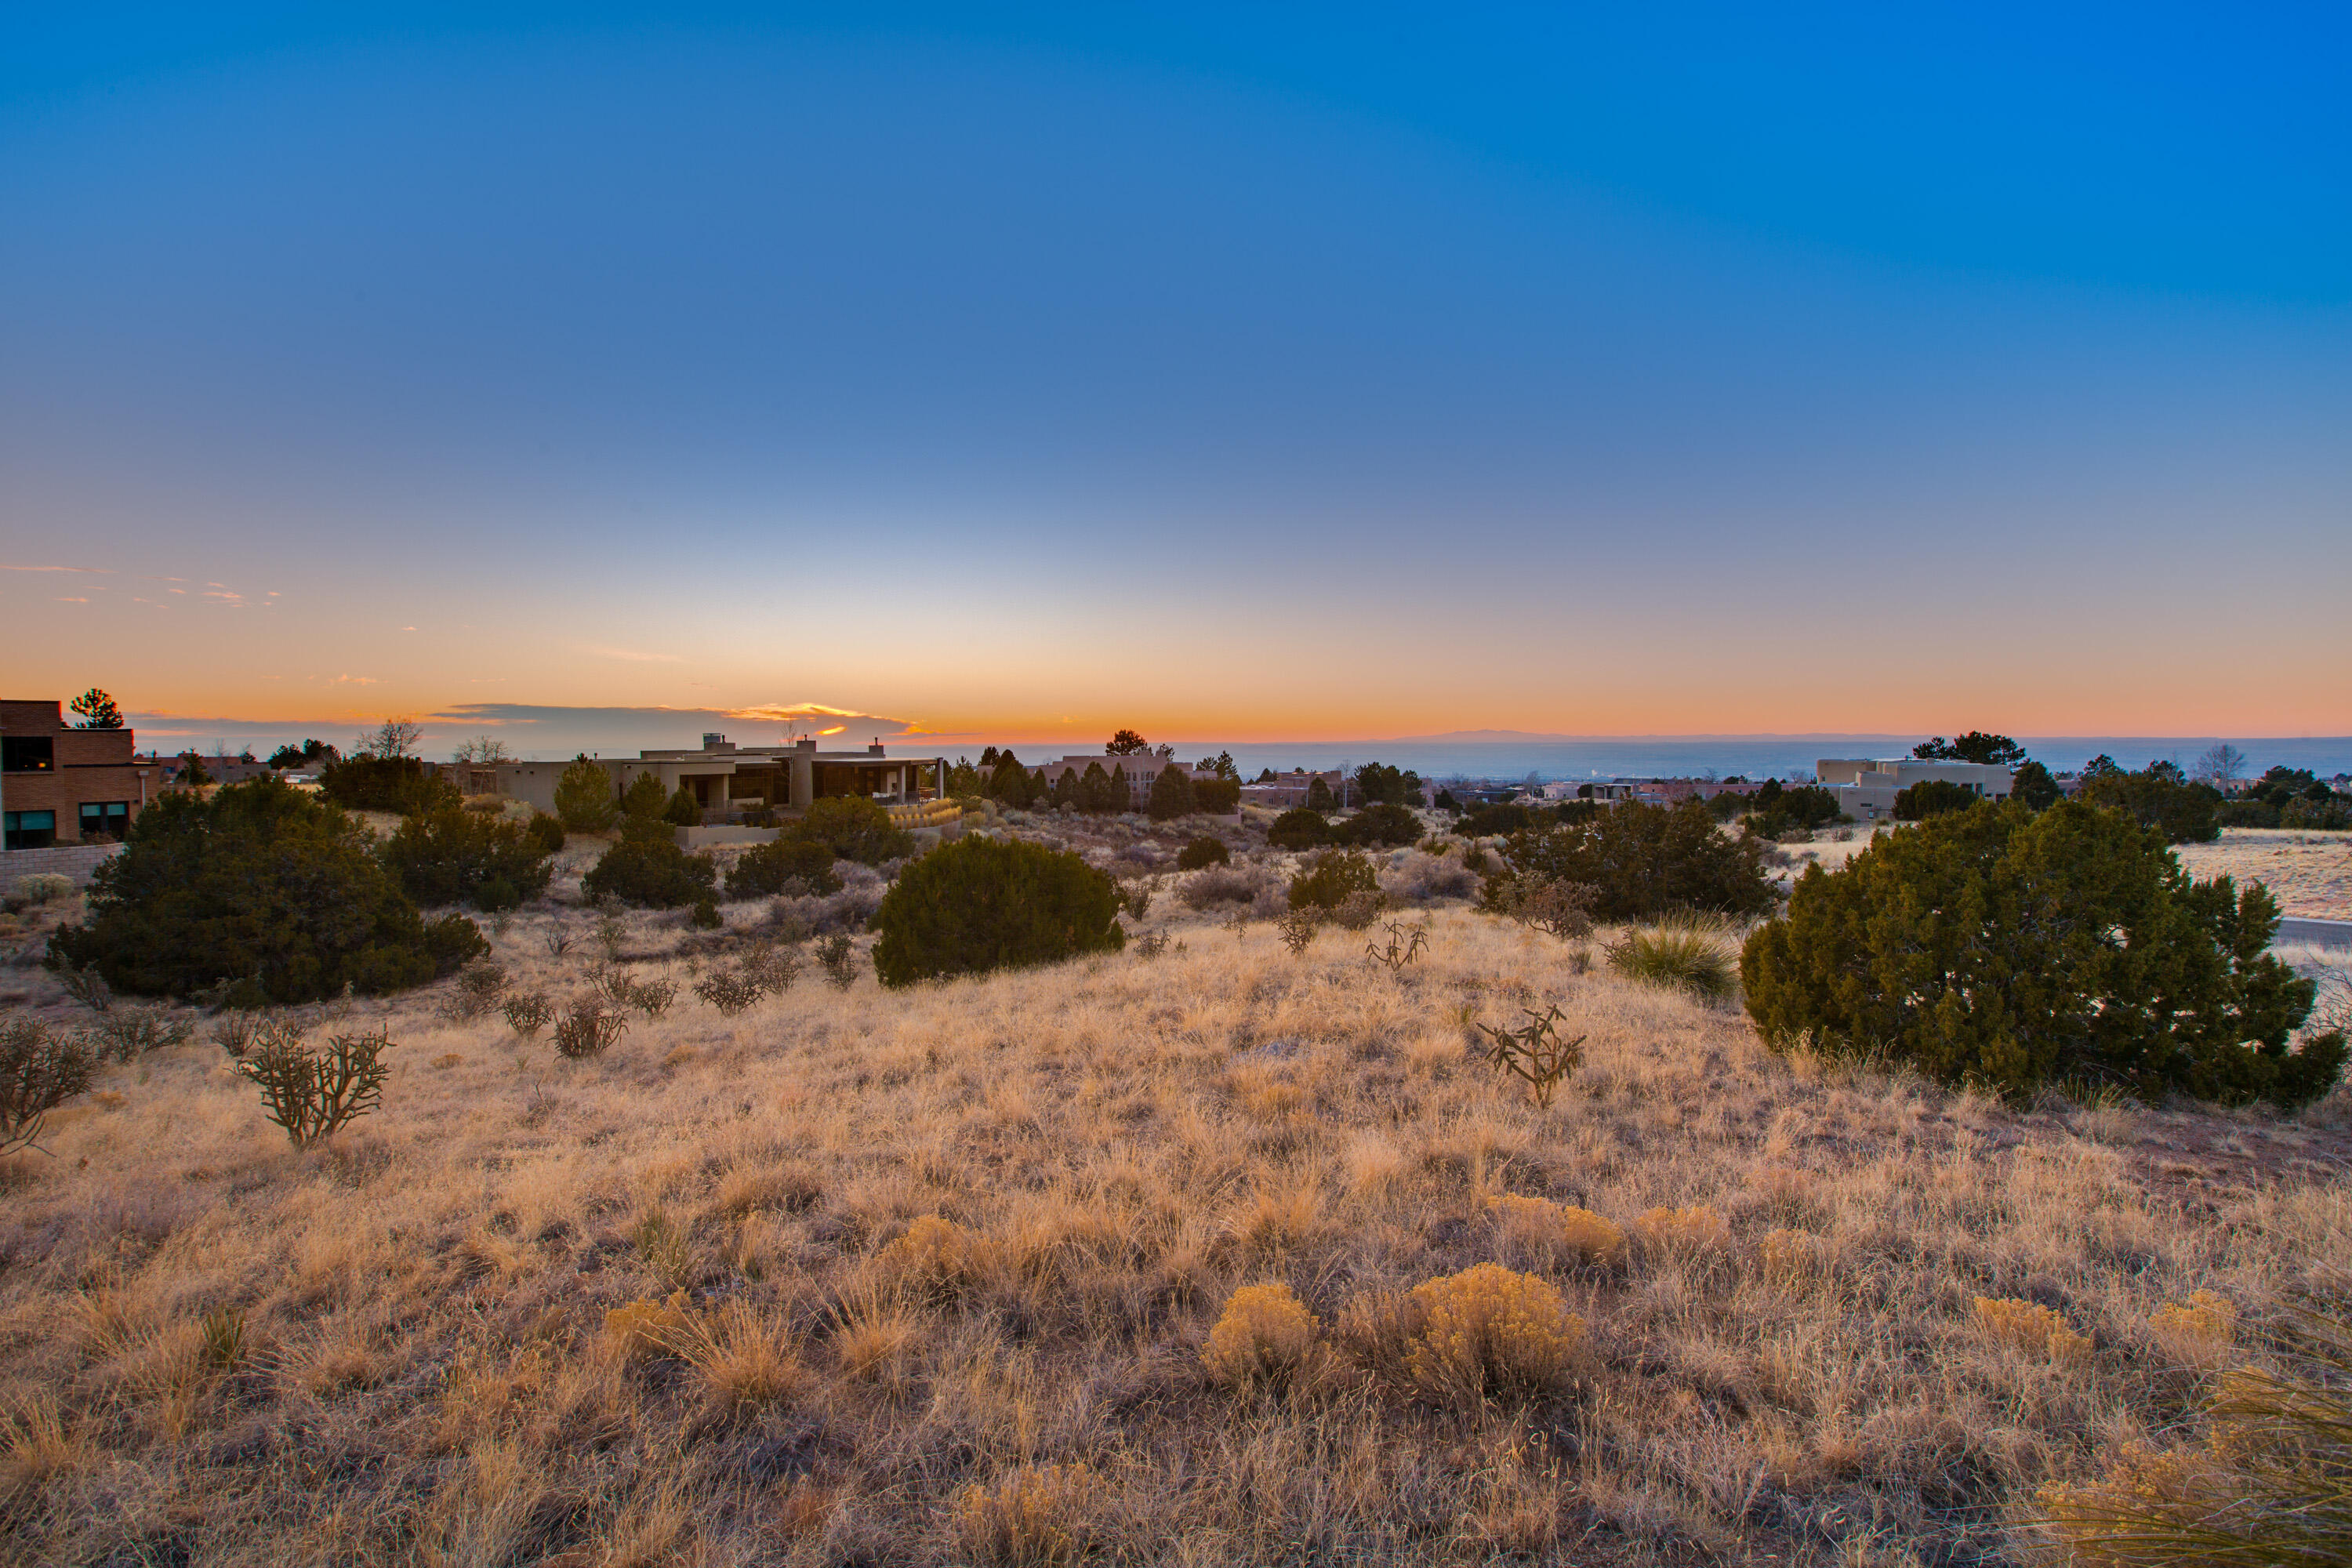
[5,5,2347,745]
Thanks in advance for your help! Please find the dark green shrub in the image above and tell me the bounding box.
[46,779,446,1003]
[1432,789,1461,814]
[379,807,554,908]
[1893,779,1980,821]
[582,837,718,909]
[664,784,702,827]
[690,896,722,930]
[725,835,844,899]
[620,772,669,822]
[2285,796,2352,830]
[1331,803,1421,848]
[2009,760,2062,811]
[1306,776,1334,811]
[1741,800,2344,1108]
[1076,762,1124,815]
[1457,801,1538,837]
[1485,799,1776,923]
[423,913,492,975]
[475,877,521,913]
[1267,808,1329,850]
[318,755,459,815]
[525,812,567,855]
[1146,764,1195,821]
[1748,783,1844,835]
[1288,849,1380,913]
[985,754,1040,807]
[2077,769,2221,844]
[794,796,916,866]
[1350,762,1425,808]
[1176,836,1230,871]
[1192,776,1240,814]
[554,757,618,832]
[871,837,1124,987]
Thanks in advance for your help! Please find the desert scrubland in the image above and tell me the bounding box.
[4,818,2350,1567]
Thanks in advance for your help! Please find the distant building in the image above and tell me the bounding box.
[454,736,947,822]
[1035,754,1214,811]
[2,699,163,850]
[1238,768,1346,809]
[1817,758,2014,822]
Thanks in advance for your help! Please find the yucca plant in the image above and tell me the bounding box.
[1605,912,1738,1004]
[2034,1297,2352,1566]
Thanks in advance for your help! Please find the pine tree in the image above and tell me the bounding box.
[1306,775,1334,811]
[620,771,669,820]
[554,757,618,832]
[1078,761,1121,814]
[663,783,702,826]
[1147,763,1196,821]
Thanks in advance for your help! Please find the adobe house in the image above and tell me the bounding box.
[458,735,953,826]
[2,699,163,849]
[1815,757,2016,822]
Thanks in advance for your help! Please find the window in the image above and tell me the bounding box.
[80,801,130,840]
[2,736,54,773]
[4,810,56,850]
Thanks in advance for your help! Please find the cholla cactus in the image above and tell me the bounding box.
[1974,1296,2092,1364]
[1201,1283,1319,1388]
[1406,1263,1585,1408]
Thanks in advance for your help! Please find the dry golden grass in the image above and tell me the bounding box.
[2176,826,2352,920]
[2,885,2350,1563]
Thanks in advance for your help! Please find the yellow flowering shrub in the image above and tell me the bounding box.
[1633,1205,1729,1254]
[1974,1296,2092,1364]
[955,1462,1099,1567]
[1406,1263,1585,1408]
[2148,1290,2236,1370]
[1201,1283,1319,1387]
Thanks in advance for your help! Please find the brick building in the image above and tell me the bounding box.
[2,699,163,850]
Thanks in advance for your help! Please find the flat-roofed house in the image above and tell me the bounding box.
[2,699,163,849]
[456,735,953,826]
[1816,758,2015,822]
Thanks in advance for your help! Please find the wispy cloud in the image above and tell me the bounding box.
[587,646,683,663]
[2,563,111,574]
[54,596,89,603]
[333,674,379,686]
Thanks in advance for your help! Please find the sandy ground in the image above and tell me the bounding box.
[2176,828,2352,921]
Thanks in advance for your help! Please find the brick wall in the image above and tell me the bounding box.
[2,842,123,887]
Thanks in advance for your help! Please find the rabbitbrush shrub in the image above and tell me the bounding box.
[1406,1263,1584,1408]
[1202,1284,1319,1388]
[2035,1298,2352,1566]
[47,778,452,1003]
[1741,799,2347,1109]
[871,836,1123,987]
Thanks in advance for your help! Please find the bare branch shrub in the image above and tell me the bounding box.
[56,963,111,1014]
[1276,908,1322,956]
[449,958,507,1021]
[236,1026,392,1148]
[817,934,860,991]
[92,1007,194,1062]
[0,1019,98,1156]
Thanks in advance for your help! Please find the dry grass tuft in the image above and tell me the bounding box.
[955,1462,1102,1568]
[1632,1203,1730,1255]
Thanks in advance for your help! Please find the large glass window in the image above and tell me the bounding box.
[4,810,56,850]
[2,736,55,772]
[79,801,130,840]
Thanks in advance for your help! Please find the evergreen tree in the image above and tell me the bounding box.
[68,688,125,728]
[2010,760,2063,811]
[1051,768,1079,811]
[663,783,702,827]
[1742,800,2343,1108]
[1078,761,1122,814]
[620,771,669,821]
[554,756,618,832]
[1306,775,1334,811]
[1106,729,1151,756]
[1147,763,1196,821]
[872,836,1123,986]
